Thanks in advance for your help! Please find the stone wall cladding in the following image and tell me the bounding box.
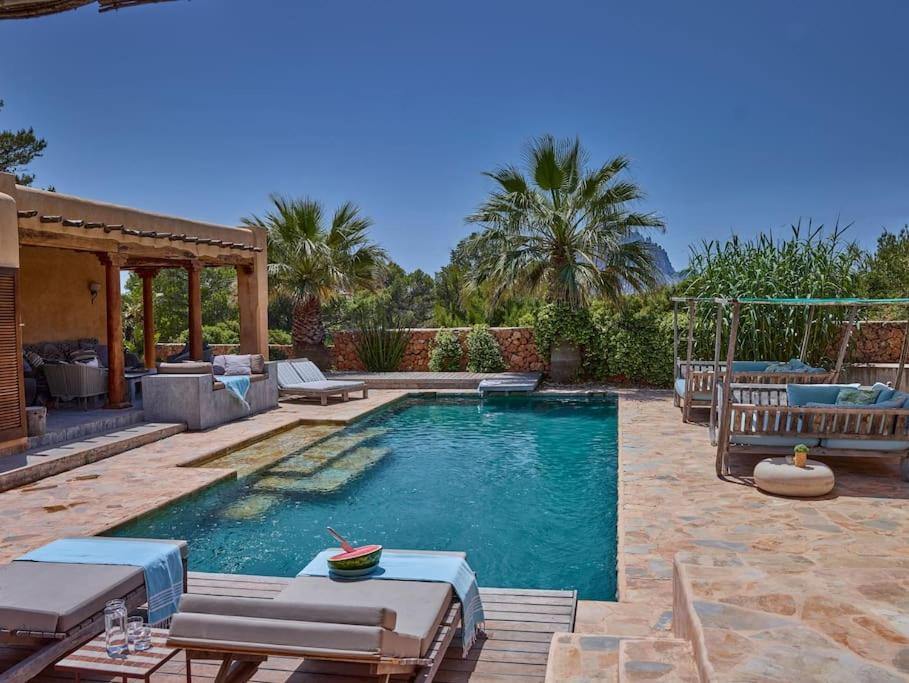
[331,327,548,372]
[850,321,908,363]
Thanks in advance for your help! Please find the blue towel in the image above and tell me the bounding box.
[19,538,184,625]
[220,375,251,409]
[299,550,485,657]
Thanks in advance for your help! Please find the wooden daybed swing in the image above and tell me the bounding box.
[712,297,909,480]
[671,297,840,425]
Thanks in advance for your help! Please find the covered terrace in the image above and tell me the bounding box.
[0,172,268,454]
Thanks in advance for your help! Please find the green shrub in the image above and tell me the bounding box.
[466,325,506,373]
[428,329,463,371]
[530,296,675,386]
[268,345,289,361]
[268,328,292,345]
[179,320,240,344]
[352,313,412,372]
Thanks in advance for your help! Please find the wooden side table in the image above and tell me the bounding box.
[55,628,182,683]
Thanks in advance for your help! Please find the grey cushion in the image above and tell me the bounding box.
[158,362,213,375]
[0,562,143,633]
[250,354,265,374]
[0,539,187,633]
[278,576,451,657]
[177,594,395,629]
[224,355,252,376]
[168,613,392,657]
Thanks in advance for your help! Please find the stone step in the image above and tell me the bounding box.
[544,633,699,683]
[575,600,673,636]
[3,422,186,492]
[619,638,699,682]
[200,424,339,478]
[254,445,391,495]
[545,633,621,682]
[262,427,388,477]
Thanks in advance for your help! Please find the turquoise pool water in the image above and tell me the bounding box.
[109,395,618,599]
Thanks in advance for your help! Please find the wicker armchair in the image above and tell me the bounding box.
[43,363,108,407]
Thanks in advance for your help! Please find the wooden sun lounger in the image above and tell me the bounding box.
[275,360,368,405]
[167,573,463,683]
[716,383,909,479]
[0,539,187,683]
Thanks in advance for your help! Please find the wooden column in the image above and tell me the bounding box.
[237,227,269,357]
[101,253,128,408]
[187,262,203,361]
[139,269,157,369]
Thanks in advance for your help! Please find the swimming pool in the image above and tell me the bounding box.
[109,394,618,599]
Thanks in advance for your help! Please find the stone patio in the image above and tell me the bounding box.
[608,388,909,681]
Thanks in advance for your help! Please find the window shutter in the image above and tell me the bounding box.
[0,269,25,443]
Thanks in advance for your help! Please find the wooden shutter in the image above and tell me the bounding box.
[0,268,25,443]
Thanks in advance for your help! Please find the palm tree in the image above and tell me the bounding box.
[464,135,665,309]
[243,195,386,367]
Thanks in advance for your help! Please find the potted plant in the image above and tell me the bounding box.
[792,443,810,468]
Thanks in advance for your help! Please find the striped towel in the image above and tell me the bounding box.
[300,549,486,657]
[19,538,184,625]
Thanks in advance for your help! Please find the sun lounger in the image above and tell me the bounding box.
[168,554,467,683]
[276,359,368,406]
[0,538,187,682]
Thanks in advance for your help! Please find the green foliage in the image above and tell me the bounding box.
[464,135,664,309]
[122,267,238,347]
[269,345,289,361]
[0,100,47,186]
[682,222,864,364]
[530,293,675,386]
[585,296,675,386]
[352,313,412,372]
[324,263,435,330]
[428,329,463,371]
[268,328,292,345]
[466,325,506,373]
[860,226,909,319]
[178,320,240,344]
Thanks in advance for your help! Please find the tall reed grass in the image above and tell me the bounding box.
[682,222,864,364]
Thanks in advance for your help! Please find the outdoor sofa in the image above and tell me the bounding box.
[167,550,464,683]
[276,359,368,405]
[142,355,278,430]
[0,538,187,682]
[716,382,909,479]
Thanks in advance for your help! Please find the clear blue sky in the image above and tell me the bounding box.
[2,0,907,274]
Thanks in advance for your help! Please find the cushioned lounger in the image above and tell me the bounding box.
[276,360,368,406]
[168,572,459,683]
[0,538,188,683]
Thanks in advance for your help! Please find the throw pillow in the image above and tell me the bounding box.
[249,354,265,374]
[70,349,99,365]
[212,354,227,374]
[835,388,877,406]
[224,355,252,376]
[25,350,44,369]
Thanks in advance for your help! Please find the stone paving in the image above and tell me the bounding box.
[0,391,408,563]
[615,388,909,681]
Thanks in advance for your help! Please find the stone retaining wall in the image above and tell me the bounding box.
[331,327,547,372]
[850,321,908,363]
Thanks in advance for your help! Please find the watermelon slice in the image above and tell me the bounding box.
[328,544,383,571]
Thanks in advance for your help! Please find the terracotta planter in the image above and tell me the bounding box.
[550,340,581,383]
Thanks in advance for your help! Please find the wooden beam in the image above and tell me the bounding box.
[100,253,129,408]
[140,270,157,370]
[187,262,203,361]
[896,318,909,391]
[716,301,740,477]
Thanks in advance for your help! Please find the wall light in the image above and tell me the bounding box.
[88,281,101,304]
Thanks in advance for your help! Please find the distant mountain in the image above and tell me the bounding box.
[630,233,680,285]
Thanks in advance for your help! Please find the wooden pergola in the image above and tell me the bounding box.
[0,0,176,19]
[0,173,268,450]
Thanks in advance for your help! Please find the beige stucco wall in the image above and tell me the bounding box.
[0,174,18,268]
[19,246,107,344]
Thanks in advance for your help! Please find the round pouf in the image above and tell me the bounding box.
[753,457,835,497]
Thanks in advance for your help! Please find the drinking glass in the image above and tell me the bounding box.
[127,616,152,652]
[104,599,128,657]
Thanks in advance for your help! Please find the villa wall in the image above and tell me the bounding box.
[19,246,107,344]
[331,327,547,372]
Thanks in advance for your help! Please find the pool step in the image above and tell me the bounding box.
[263,427,388,477]
[254,445,391,495]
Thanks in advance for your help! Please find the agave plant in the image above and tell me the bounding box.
[464,135,665,309]
[352,312,412,372]
[683,221,865,364]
